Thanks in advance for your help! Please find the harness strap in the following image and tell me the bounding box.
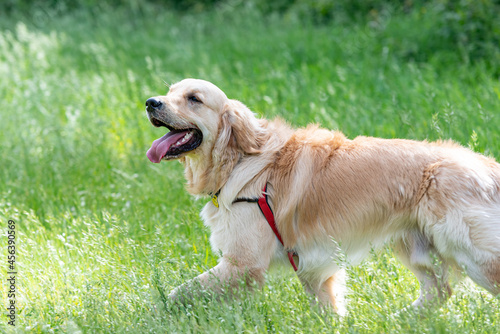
[232,197,259,204]
[211,186,299,272]
[257,185,298,272]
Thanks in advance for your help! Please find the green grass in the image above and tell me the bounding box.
[1,3,500,333]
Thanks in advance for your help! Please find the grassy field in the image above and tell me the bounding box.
[1,2,500,333]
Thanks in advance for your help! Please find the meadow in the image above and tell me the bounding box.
[1,1,500,333]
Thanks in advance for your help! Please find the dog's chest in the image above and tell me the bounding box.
[200,201,265,253]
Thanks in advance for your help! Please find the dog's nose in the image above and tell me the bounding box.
[145,98,162,112]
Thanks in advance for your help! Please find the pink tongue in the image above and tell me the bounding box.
[146,131,190,163]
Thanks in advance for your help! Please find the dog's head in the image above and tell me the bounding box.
[146,79,267,164]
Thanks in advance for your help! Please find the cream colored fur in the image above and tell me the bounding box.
[147,78,500,314]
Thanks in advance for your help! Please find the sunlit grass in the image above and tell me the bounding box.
[1,4,499,333]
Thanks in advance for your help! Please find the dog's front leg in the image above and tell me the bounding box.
[169,199,275,304]
[169,256,265,303]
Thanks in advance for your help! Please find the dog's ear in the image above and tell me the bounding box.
[217,99,268,155]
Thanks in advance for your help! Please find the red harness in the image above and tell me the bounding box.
[257,185,298,272]
[212,185,299,272]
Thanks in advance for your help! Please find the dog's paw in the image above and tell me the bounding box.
[335,303,347,317]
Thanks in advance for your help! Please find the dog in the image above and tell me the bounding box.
[145,78,500,314]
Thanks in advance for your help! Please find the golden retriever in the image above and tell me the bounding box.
[145,78,500,314]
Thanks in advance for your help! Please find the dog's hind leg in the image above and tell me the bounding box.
[458,256,500,296]
[483,260,500,295]
[299,269,347,315]
[452,207,500,296]
[393,231,452,307]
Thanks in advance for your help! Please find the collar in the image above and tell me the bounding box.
[210,190,220,208]
[210,190,259,208]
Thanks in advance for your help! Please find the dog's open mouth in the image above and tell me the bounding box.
[146,117,202,163]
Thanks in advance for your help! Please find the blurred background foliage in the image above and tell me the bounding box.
[2,0,500,74]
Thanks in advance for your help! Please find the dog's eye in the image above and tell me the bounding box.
[188,95,202,103]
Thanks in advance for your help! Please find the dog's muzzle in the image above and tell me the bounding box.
[145,98,162,113]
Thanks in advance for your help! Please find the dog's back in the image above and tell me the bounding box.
[268,126,500,300]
